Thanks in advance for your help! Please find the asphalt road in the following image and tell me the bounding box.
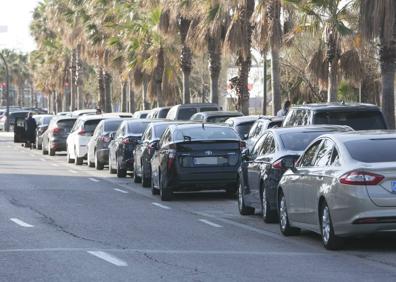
[1,132,396,281]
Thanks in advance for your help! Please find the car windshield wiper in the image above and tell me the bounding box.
[183,135,192,142]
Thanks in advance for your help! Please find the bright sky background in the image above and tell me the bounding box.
[0,0,41,53]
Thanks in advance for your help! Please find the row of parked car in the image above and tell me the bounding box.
[17,102,396,250]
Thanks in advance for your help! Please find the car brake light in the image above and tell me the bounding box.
[339,170,384,186]
[167,147,177,169]
[52,127,61,134]
[272,159,283,169]
[78,129,87,136]
[99,136,111,143]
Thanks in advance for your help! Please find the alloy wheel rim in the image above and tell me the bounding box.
[280,196,287,230]
[322,206,331,244]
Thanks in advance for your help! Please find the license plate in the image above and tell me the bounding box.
[193,157,218,165]
[391,181,396,193]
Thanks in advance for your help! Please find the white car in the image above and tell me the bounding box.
[66,115,109,165]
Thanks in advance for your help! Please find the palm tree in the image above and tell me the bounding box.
[225,0,255,114]
[360,0,396,128]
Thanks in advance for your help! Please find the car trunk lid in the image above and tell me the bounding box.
[365,166,396,207]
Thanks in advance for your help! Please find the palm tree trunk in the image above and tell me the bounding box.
[154,47,165,107]
[379,44,396,129]
[104,71,112,113]
[128,79,135,113]
[75,44,82,110]
[121,81,127,112]
[262,56,268,115]
[181,46,192,104]
[327,58,338,102]
[208,37,221,105]
[70,50,77,111]
[271,48,281,115]
[142,79,149,110]
[96,65,105,111]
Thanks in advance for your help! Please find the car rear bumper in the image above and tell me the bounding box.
[49,138,67,151]
[170,170,238,190]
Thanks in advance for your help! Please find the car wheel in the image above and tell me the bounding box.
[320,201,343,250]
[151,172,159,195]
[116,160,127,178]
[159,173,172,201]
[142,163,151,187]
[67,149,74,164]
[95,152,104,170]
[49,143,55,156]
[42,142,48,155]
[109,159,116,174]
[262,185,277,223]
[133,171,142,183]
[279,191,300,236]
[238,181,255,215]
[74,148,83,166]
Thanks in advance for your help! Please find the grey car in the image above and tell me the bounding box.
[278,131,396,250]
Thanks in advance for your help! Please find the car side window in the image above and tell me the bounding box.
[330,147,341,166]
[191,114,202,121]
[258,134,275,156]
[159,129,170,148]
[146,128,152,141]
[314,139,334,167]
[284,109,297,126]
[298,140,322,167]
[251,132,268,156]
[115,126,124,138]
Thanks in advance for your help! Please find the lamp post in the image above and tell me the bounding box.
[0,52,10,131]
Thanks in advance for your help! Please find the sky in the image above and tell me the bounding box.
[0,0,41,53]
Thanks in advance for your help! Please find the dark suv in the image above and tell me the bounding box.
[282,103,387,130]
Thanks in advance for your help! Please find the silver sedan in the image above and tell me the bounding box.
[278,131,396,250]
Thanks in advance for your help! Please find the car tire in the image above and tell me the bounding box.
[109,159,116,174]
[117,160,127,178]
[320,201,344,250]
[262,185,277,223]
[133,172,142,183]
[67,149,74,164]
[75,149,83,165]
[142,163,151,187]
[151,173,159,195]
[95,152,104,170]
[159,173,172,201]
[49,143,55,156]
[279,191,300,236]
[238,181,255,215]
[42,142,48,155]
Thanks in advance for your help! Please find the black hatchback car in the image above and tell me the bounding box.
[282,103,387,130]
[151,124,243,201]
[238,125,352,222]
[108,119,152,177]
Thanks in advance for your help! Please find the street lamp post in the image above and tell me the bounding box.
[0,52,10,131]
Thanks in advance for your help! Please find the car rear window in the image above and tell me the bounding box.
[280,131,335,151]
[83,119,102,133]
[345,138,396,163]
[57,119,76,129]
[207,116,237,123]
[235,121,255,139]
[200,107,218,112]
[158,109,170,118]
[127,122,150,134]
[313,110,386,130]
[178,108,198,120]
[174,126,239,141]
[104,120,123,132]
[140,113,148,118]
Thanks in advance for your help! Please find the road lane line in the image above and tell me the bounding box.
[51,163,59,167]
[40,158,46,162]
[199,219,222,228]
[10,218,34,228]
[152,202,171,210]
[87,251,128,266]
[89,178,99,182]
[69,169,78,174]
[114,188,128,194]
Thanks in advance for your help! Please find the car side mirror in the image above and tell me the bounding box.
[109,132,116,139]
[241,148,250,161]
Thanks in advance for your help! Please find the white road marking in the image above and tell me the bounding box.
[152,202,171,210]
[199,219,222,228]
[10,218,34,228]
[69,170,78,174]
[114,188,128,194]
[89,178,99,183]
[40,158,46,162]
[87,251,128,266]
[29,154,35,157]
[51,163,59,167]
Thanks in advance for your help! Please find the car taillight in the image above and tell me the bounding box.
[167,145,177,169]
[78,129,87,136]
[272,159,283,169]
[99,136,111,143]
[52,127,61,134]
[339,170,384,186]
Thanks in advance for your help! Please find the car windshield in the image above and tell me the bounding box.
[174,126,239,141]
[207,116,238,123]
[127,122,150,134]
[83,119,102,133]
[158,109,170,118]
[313,111,386,130]
[104,120,123,132]
[57,119,76,129]
[178,108,198,120]
[280,131,334,151]
[345,138,396,163]
[235,122,255,139]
